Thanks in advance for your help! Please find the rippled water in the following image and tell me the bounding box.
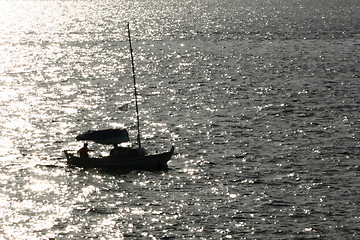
[1,0,359,239]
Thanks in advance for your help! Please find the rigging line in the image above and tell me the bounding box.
[127,22,141,149]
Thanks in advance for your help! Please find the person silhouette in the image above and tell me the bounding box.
[78,143,90,158]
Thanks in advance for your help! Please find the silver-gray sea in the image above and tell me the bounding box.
[0,0,359,239]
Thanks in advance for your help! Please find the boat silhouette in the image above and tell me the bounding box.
[64,23,174,169]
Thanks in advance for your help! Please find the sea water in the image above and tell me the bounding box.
[0,0,359,239]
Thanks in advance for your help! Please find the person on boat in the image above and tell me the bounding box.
[78,143,90,158]
[110,144,120,157]
[110,144,132,157]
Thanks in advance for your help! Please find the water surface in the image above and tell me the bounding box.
[0,0,359,239]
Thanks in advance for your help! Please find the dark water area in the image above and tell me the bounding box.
[0,0,359,239]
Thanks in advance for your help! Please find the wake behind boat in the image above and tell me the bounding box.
[64,23,175,169]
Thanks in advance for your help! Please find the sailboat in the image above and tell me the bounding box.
[64,23,175,169]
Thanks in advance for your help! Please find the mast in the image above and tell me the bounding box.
[127,23,141,149]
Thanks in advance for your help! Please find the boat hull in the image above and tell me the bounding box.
[64,146,174,169]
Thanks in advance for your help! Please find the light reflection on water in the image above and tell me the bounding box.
[0,0,360,239]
